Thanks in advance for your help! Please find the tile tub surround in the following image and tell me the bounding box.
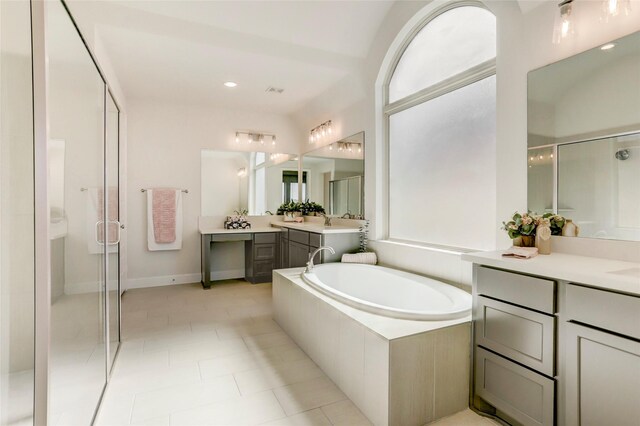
[273,269,472,426]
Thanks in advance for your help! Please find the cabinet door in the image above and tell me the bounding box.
[281,237,289,268]
[289,241,310,268]
[565,322,640,426]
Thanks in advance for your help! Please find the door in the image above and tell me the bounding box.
[46,0,108,422]
[565,322,640,426]
[106,92,121,370]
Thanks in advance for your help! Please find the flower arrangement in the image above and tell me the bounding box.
[224,208,251,229]
[301,201,325,215]
[502,211,568,247]
[276,201,302,215]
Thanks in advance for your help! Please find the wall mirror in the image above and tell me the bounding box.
[201,150,299,216]
[527,31,640,241]
[301,132,364,218]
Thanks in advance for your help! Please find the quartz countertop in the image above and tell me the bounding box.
[462,250,640,297]
[270,221,361,234]
[199,226,282,235]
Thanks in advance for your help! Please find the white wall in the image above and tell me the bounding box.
[127,100,302,287]
[291,0,640,288]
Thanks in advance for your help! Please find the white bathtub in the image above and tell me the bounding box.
[301,263,471,320]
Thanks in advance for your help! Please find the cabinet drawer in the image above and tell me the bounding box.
[254,232,277,244]
[254,244,276,261]
[566,284,640,340]
[254,260,275,276]
[289,229,309,245]
[309,232,321,248]
[476,347,555,426]
[476,296,555,376]
[477,266,556,314]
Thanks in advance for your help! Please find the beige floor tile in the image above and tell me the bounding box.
[321,400,372,426]
[234,358,325,395]
[259,408,332,426]
[427,408,501,426]
[199,350,280,381]
[273,376,347,416]
[169,337,249,366]
[130,374,239,423]
[243,331,295,351]
[170,391,286,426]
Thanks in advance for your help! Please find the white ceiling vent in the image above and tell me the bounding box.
[265,86,285,94]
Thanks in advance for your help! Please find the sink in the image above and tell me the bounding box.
[608,267,640,278]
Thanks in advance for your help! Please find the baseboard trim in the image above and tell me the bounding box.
[127,273,202,289]
[125,269,246,290]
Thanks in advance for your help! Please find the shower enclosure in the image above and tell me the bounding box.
[1,0,123,424]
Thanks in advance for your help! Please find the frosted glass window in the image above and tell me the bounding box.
[389,75,496,250]
[389,6,496,103]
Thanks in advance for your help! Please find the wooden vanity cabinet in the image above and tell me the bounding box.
[473,266,557,426]
[281,228,360,268]
[564,284,640,426]
[244,232,279,284]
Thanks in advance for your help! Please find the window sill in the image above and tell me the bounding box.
[371,239,478,256]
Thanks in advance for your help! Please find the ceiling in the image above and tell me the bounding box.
[67,1,395,114]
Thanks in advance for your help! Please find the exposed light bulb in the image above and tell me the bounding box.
[550,154,554,159]
[358,147,362,153]
[321,126,326,137]
[530,156,534,161]
[329,145,333,151]
[235,132,239,143]
[260,134,264,145]
[601,0,630,20]
[328,123,332,135]
[248,134,253,144]
[553,0,575,44]
[539,155,543,160]
[272,135,276,146]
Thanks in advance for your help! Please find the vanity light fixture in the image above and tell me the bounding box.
[309,120,332,144]
[600,43,616,50]
[224,81,238,88]
[552,0,575,44]
[601,0,631,21]
[237,167,247,177]
[234,131,277,146]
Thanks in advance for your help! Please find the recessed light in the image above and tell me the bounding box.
[600,43,616,51]
[224,81,238,88]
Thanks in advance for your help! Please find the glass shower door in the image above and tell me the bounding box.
[106,92,120,370]
[46,0,107,423]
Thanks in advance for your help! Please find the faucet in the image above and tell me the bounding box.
[319,213,332,226]
[305,246,335,273]
[264,210,273,215]
[341,212,353,219]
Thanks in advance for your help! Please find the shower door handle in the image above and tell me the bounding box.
[95,221,104,246]
[107,220,122,245]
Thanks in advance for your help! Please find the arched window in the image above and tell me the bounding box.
[384,4,496,250]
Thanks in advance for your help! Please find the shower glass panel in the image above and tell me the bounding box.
[558,133,640,241]
[0,0,35,424]
[106,92,120,370]
[47,0,107,422]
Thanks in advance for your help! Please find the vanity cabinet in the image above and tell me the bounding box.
[281,227,360,268]
[564,284,640,426]
[244,232,279,284]
[473,266,557,426]
[280,228,289,269]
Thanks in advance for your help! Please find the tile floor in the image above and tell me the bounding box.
[95,280,497,426]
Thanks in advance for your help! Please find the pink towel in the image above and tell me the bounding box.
[97,187,119,244]
[152,188,177,244]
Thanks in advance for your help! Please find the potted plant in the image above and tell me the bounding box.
[300,200,326,216]
[502,211,569,247]
[277,201,302,222]
[502,211,538,247]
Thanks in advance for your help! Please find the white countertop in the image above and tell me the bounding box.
[199,226,281,234]
[462,250,640,297]
[276,268,470,340]
[270,221,361,234]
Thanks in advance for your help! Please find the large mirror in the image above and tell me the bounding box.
[528,31,640,241]
[301,132,364,218]
[201,150,299,216]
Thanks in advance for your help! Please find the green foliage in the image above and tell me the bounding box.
[276,200,326,215]
[502,211,569,239]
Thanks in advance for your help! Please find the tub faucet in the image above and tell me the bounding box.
[305,246,335,273]
[341,212,353,219]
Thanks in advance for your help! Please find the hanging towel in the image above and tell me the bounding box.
[147,188,183,251]
[86,187,118,254]
[341,252,377,265]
